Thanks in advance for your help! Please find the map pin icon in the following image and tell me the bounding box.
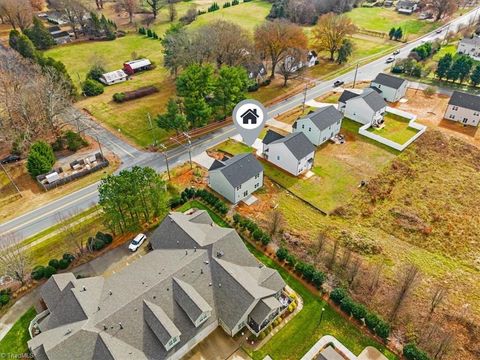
[232,99,267,146]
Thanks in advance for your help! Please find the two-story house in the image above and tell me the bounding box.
[262,130,315,176]
[292,106,343,146]
[28,210,290,360]
[444,90,480,127]
[338,88,387,125]
[457,36,480,61]
[208,153,263,204]
[370,73,408,103]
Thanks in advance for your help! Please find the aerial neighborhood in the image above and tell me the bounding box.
[0,1,480,360]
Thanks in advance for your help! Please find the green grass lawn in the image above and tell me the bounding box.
[176,200,230,227]
[0,307,35,355]
[367,113,419,145]
[346,7,440,37]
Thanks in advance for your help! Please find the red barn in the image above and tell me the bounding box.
[123,58,152,75]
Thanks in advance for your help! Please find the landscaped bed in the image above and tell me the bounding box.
[367,112,419,145]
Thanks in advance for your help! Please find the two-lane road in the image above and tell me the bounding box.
[1,7,479,241]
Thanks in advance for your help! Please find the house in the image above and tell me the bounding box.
[208,153,263,204]
[370,73,408,102]
[293,106,343,146]
[42,11,68,25]
[457,36,480,61]
[338,88,387,125]
[307,51,318,67]
[47,26,71,45]
[99,70,128,86]
[245,62,267,82]
[396,0,418,14]
[123,58,152,75]
[262,130,315,176]
[384,0,394,7]
[27,210,289,360]
[444,90,480,126]
[317,346,345,360]
[240,108,260,125]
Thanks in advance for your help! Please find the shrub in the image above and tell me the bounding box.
[0,294,9,306]
[261,233,271,246]
[51,137,65,151]
[169,196,185,208]
[44,265,57,278]
[208,2,220,11]
[330,287,348,305]
[113,92,126,103]
[233,213,242,225]
[276,247,289,261]
[48,259,60,269]
[27,141,55,177]
[365,312,380,331]
[248,82,260,92]
[252,229,263,241]
[31,265,45,280]
[351,303,367,320]
[285,254,296,267]
[223,1,231,7]
[340,297,355,315]
[403,343,430,360]
[86,64,105,82]
[82,79,104,97]
[423,86,437,96]
[93,239,106,251]
[63,253,75,263]
[375,320,391,340]
[58,259,70,270]
[258,331,266,340]
[96,231,113,244]
[147,28,153,38]
[232,0,239,4]
[311,271,326,288]
[65,130,87,152]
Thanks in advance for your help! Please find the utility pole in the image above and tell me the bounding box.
[302,82,308,113]
[95,135,104,159]
[183,132,193,169]
[352,63,359,88]
[159,144,171,181]
[147,112,158,147]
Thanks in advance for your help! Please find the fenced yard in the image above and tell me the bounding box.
[367,112,420,144]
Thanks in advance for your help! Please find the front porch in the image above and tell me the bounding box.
[246,292,292,336]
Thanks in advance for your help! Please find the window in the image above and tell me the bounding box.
[308,127,311,132]
[277,155,280,161]
[254,183,260,189]
[474,112,479,116]
[236,184,242,190]
[302,124,305,129]
[452,106,458,111]
[449,114,455,119]
[255,174,260,179]
[243,190,248,197]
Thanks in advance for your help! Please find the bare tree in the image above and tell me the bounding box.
[94,0,103,9]
[429,286,447,316]
[50,0,90,39]
[55,212,86,256]
[0,233,31,286]
[434,332,454,359]
[347,256,361,289]
[277,47,306,86]
[315,231,327,260]
[30,0,45,11]
[369,262,384,293]
[145,0,164,19]
[390,264,420,321]
[268,209,284,238]
[340,247,351,269]
[327,238,339,270]
[116,0,138,23]
[0,0,32,30]
[168,0,177,22]
[420,0,457,21]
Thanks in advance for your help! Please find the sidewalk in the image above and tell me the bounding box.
[0,287,40,340]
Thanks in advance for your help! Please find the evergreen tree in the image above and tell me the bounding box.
[27,141,56,178]
[435,53,452,80]
[454,55,474,83]
[82,79,104,96]
[214,66,249,119]
[389,27,396,40]
[9,30,37,59]
[156,98,188,134]
[336,39,353,64]
[24,17,56,50]
[470,64,480,87]
[394,27,403,41]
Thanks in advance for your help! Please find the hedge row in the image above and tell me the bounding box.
[0,289,11,307]
[138,27,159,40]
[275,247,325,289]
[233,214,271,246]
[403,343,431,360]
[87,231,113,252]
[170,187,229,215]
[330,287,390,340]
[31,253,75,280]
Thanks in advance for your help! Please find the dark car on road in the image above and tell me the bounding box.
[0,154,20,164]
[333,80,344,87]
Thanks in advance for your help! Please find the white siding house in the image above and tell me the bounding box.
[338,88,387,125]
[208,153,263,204]
[370,73,408,103]
[444,91,480,127]
[293,106,343,146]
[396,0,417,14]
[457,36,480,61]
[99,70,128,85]
[262,130,315,176]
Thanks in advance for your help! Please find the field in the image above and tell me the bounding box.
[346,7,440,37]
[213,121,396,213]
[367,112,419,144]
[0,307,36,355]
[0,168,20,207]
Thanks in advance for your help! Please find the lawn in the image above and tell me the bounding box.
[346,7,440,37]
[0,168,20,207]
[367,112,419,145]
[0,307,35,355]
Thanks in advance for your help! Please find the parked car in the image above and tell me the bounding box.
[386,57,395,63]
[393,49,400,55]
[0,154,20,164]
[128,233,147,252]
[333,80,344,87]
[435,28,443,34]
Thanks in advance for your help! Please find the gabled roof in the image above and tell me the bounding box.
[449,90,480,111]
[209,153,263,188]
[371,73,407,90]
[262,129,285,145]
[338,90,360,103]
[460,36,480,46]
[249,296,282,325]
[269,132,315,161]
[173,278,212,325]
[101,70,127,83]
[297,105,343,131]
[124,58,151,69]
[143,300,181,347]
[341,88,386,112]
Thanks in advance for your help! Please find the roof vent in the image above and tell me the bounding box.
[194,246,197,252]
[109,290,112,295]
[200,269,204,275]
[176,240,179,244]
[218,283,222,288]
[209,283,212,286]
[81,286,86,292]
[65,329,72,335]
[185,250,188,255]
[103,324,107,331]
[153,295,156,299]
[167,287,169,291]
[119,322,123,329]
[216,251,224,258]
[97,306,100,311]
[204,260,209,265]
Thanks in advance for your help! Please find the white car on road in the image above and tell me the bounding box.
[385,57,396,63]
[128,233,147,252]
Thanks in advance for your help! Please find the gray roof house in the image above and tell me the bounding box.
[338,88,387,125]
[457,36,480,61]
[262,130,315,176]
[28,210,288,360]
[444,90,480,127]
[293,106,343,146]
[396,0,418,14]
[208,153,263,204]
[370,73,408,102]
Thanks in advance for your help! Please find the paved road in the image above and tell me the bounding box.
[1,7,479,241]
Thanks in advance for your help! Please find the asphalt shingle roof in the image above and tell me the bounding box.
[338,90,359,103]
[372,73,407,90]
[448,91,480,112]
[262,129,285,145]
[362,88,387,112]
[210,153,263,188]
[270,132,315,161]
[300,105,343,131]
[460,36,480,46]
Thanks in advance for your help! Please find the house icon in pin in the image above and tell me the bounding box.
[240,108,259,125]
